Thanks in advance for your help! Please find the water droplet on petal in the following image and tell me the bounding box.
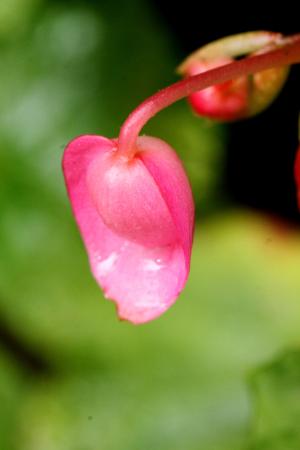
[96,252,118,277]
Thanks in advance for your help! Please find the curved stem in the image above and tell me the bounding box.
[118,35,300,158]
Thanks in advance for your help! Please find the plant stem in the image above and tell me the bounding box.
[118,35,300,157]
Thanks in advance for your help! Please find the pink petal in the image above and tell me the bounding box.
[63,135,194,324]
[136,136,194,272]
[87,147,177,248]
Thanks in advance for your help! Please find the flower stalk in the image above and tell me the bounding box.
[63,31,300,324]
[118,34,300,157]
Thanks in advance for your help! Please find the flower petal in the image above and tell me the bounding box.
[137,136,194,272]
[87,149,178,248]
[63,135,193,324]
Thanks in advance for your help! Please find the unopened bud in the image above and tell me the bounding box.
[178,32,289,122]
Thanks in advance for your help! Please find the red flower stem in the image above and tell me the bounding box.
[118,36,300,158]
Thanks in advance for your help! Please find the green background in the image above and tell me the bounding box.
[0,1,300,449]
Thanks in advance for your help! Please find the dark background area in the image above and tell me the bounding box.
[153,0,300,223]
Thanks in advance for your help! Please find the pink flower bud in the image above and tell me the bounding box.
[62,32,300,324]
[295,145,300,210]
[186,58,248,121]
[63,135,194,324]
[179,32,290,122]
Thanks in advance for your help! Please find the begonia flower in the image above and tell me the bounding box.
[63,32,300,324]
[63,135,194,324]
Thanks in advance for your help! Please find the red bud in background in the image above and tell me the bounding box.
[184,58,248,121]
[178,32,290,122]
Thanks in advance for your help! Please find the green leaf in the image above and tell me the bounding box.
[0,349,25,450]
[248,349,300,450]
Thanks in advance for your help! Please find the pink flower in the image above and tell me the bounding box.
[63,135,194,324]
[62,32,300,324]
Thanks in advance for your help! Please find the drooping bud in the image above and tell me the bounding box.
[178,32,290,122]
[63,135,194,324]
[62,31,300,325]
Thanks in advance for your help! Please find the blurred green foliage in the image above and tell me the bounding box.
[248,350,300,450]
[0,1,300,449]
